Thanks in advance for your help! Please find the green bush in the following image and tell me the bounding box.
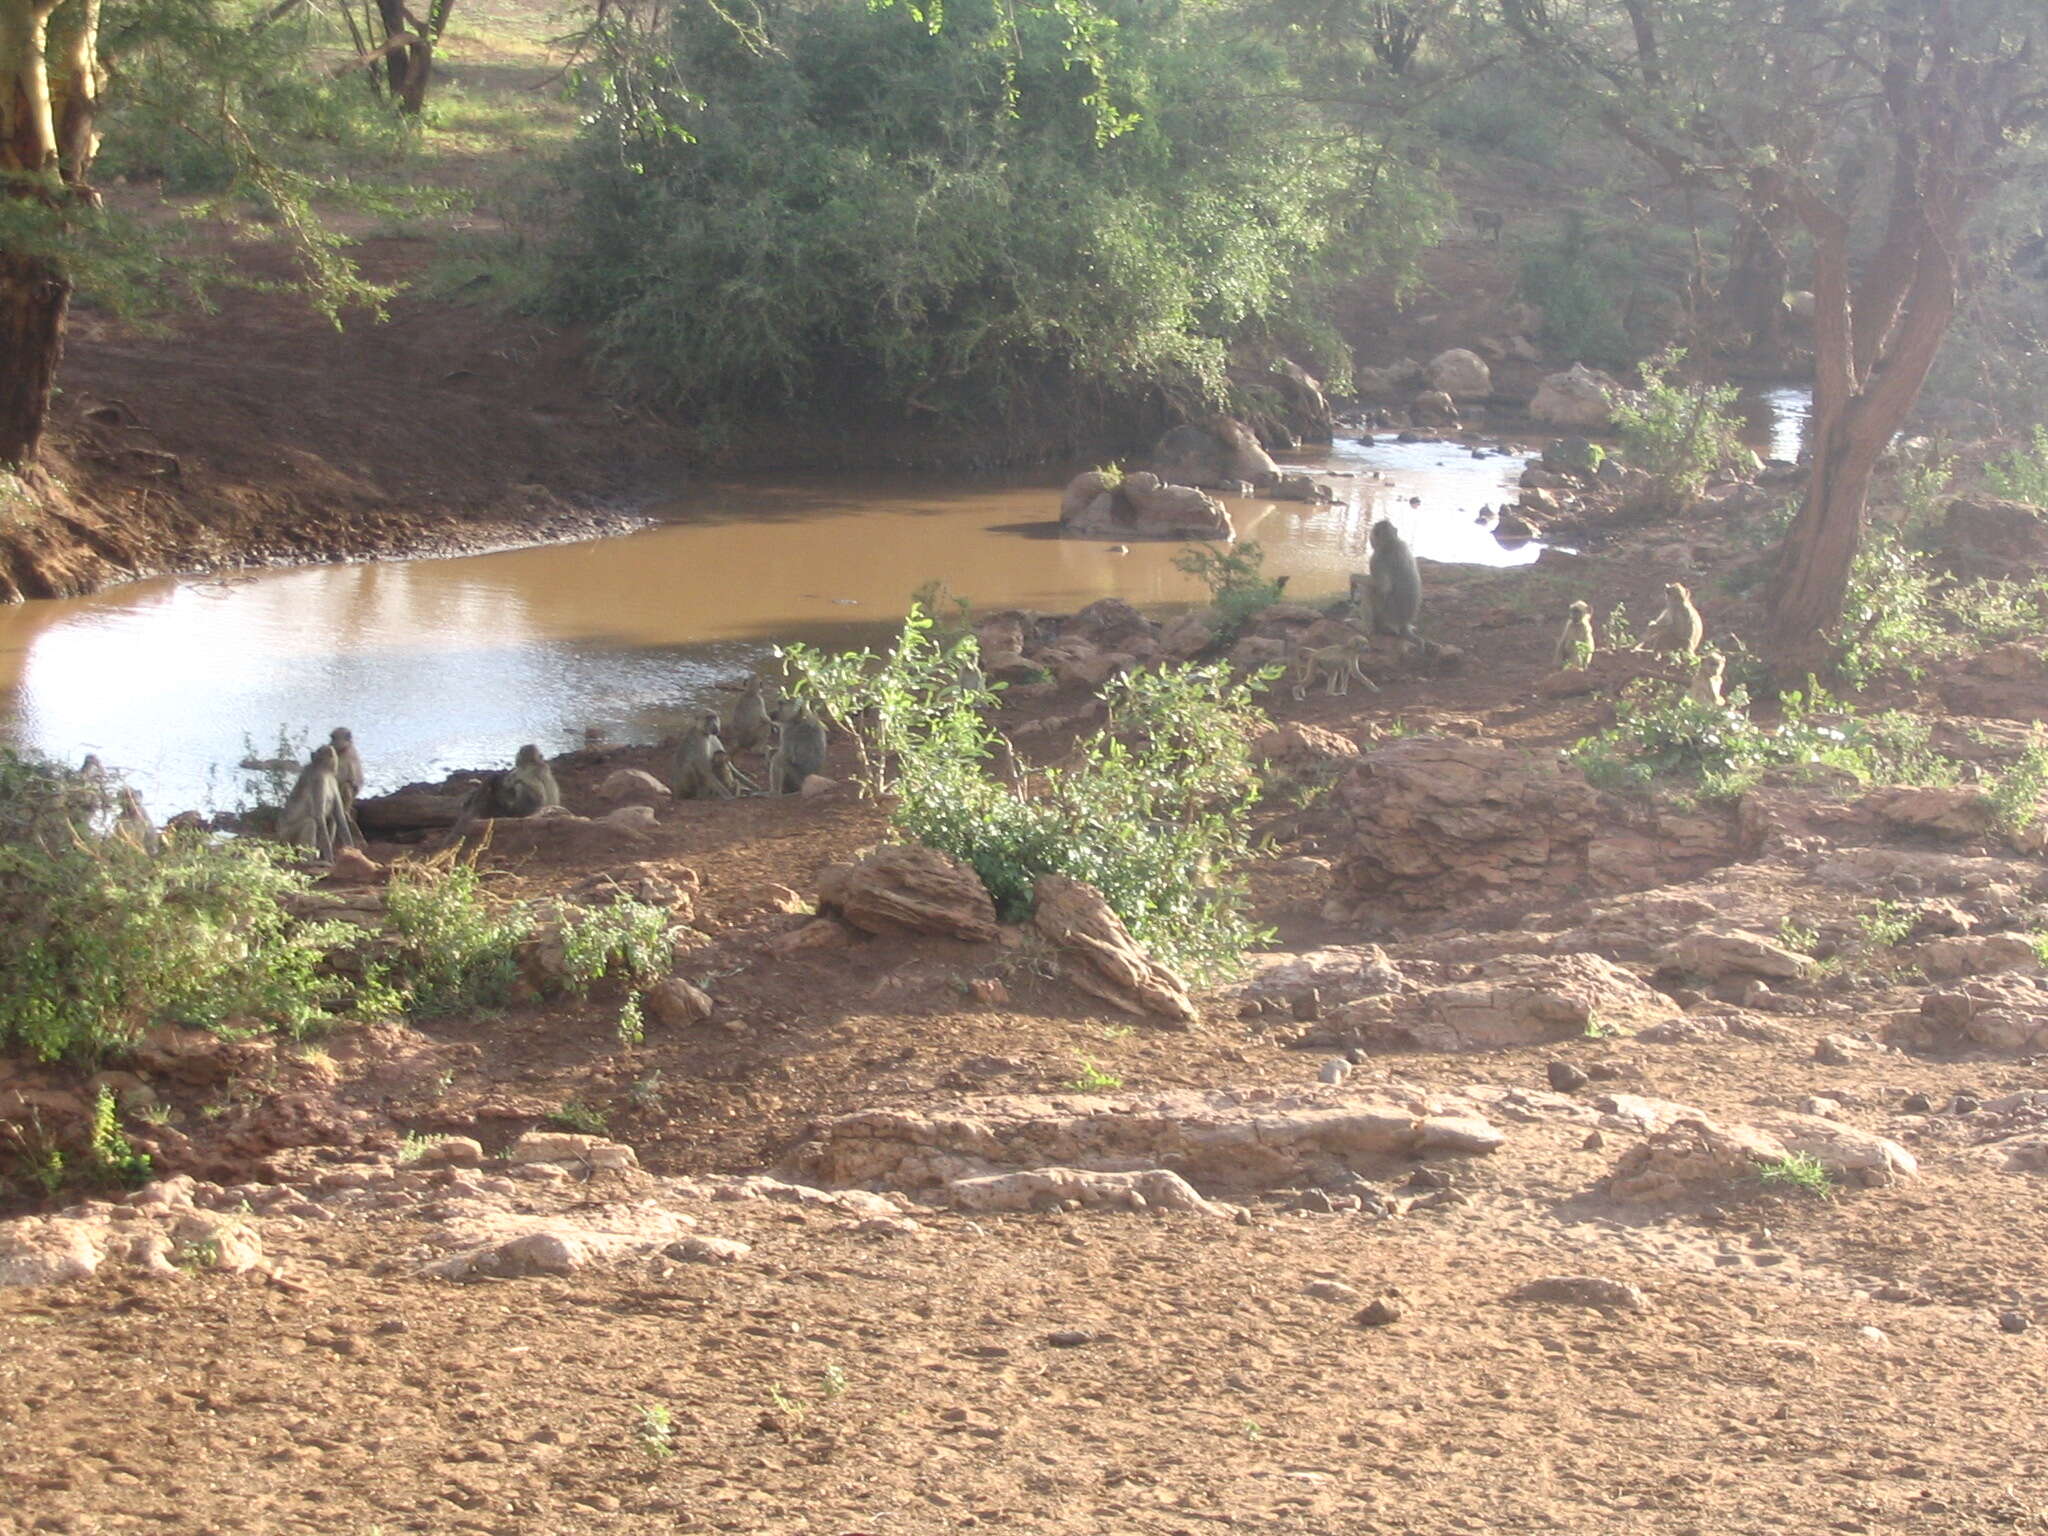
[547,0,1434,452]
[555,899,674,997]
[1569,681,1960,801]
[0,757,357,1065]
[1173,541,1286,645]
[381,861,532,1018]
[1611,347,1746,510]
[1986,425,2048,508]
[784,616,1274,982]
[1518,212,1636,368]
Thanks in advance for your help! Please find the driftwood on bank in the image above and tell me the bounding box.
[353,786,470,836]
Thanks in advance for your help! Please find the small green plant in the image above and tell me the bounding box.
[1066,1057,1124,1092]
[1756,1153,1835,1198]
[1604,602,1636,649]
[1832,531,1944,689]
[84,1087,153,1188]
[397,1132,445,1165]
[1855,900,1914,951]
[556,898,672,998]
[628,1070,666,1108]
[1892,448,1957,532]
[1988,743,2048,841]
[634,1403,675,1460]
[547,1100,609,1135]
[382,860,532,1018]
[1610,347,1746,511]
[176,1237,223,1270]
[616,992,647,1047]
[1173,540,1287,644]
[1777,919,1821,956]
[1580,1013,1616,1040]
[820,1363,849,1398]
[1985,424,2048,508]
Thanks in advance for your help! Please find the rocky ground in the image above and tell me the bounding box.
[6,464,2048,1534]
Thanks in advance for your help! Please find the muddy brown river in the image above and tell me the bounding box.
[0,433,1573,812]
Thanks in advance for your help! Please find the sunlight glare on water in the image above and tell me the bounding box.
[0,435,1539,812]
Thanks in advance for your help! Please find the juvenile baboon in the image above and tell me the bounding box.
[1555,600,1596,670]
[1639,582,1705,657]
[672,711,736,800]
[1347,570,1376,632]
[1367,519,1422,641]
[1471,208,1504,244]
[329,727,364,810]
[1687,651,1727,707]
[722,678,772,758]
[277,745,360,859]
[766,697,827,795]
[1290,634,1381,700]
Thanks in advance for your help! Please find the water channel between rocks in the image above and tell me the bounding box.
[0,391,1811,815]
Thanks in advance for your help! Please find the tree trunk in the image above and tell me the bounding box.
[0,251,71,467]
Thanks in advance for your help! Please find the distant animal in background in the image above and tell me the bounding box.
[1555,600,1595,670]
[1471,208,1505,244]
[1639,582,1705,658]
[277,745,361,860]
[767,697,827,795]
[1367,519,1422,642]
[1687,651,1727,707]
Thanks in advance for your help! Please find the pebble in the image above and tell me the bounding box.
[1046,1329,1094,1348]
[1546,1060,1590,1092]
[1997,1311,2031,1334]
[1303,1280,1362,1304]
[1354,1295,1405,1327]
[1318,1058,1351,1086]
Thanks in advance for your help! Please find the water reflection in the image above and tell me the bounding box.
[0,435,1539,812]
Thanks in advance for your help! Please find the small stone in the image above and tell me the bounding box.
[1291,988,1323,1022]
[1584,1059,1626,1082]
[969,978,1010,1006]
[1856,1325,1889,1348]
[1294,1188,1336,1214]
[1902,1092,1933,1113]
[1951,1094,1982,1115]
[1406,1168,1450,1192]
[1546,1060,1590,1092]
[411,1136,484,1169]
[1998,1310,2031,1334]
[1046,1329,1094,1348]
[1813,1034,1860,1066]
[1511,1275,1649,1312]
[1318,1058,1352,1086]
[1354,1295,1405,1327]
[1581,1130,1605,1151]
[1303,1280,1362,1304]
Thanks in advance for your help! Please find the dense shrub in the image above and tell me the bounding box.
[1611,347,1747,510]
[548,0,1435,452]
[782,613,1273,981]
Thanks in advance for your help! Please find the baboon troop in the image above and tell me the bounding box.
[1555,600,1595,669]
[1639,582,1705,657]
[767,697,827,795]
[1291,634,1380,700]
[1366,518,1422,642]
[279,745,362,860]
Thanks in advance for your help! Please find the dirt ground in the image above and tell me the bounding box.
[5,510,2048,1533]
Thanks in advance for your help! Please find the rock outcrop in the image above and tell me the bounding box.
[1059,470,1233,542]
[1301,952,1679,1053]
[1151,417,1281,489]
[1424,348,1492,399]
[1030,875,1196,1022]
[1528,364,1622,428]
[817,846,1000,943]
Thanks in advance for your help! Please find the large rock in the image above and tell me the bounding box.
[817,845,999,944]
[1058,469,1233,542]
[1302,952,1679,1053]
[1252,722,1361,776]
[1864,785,1998,840]
[1150,418,1280,489]
[1938,496,2048,574]
[785,1087,1503,1196]
[1424,348,1492,398]
[1660,928,1814,982]
[1030,875,1195,1022]
[1529,364,1623,429]
[1354,359,1423,396]
[1893,975,2048,1054]
[1750,1111,1918,1186]
[1270,359,1333,444]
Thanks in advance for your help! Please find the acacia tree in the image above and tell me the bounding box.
[1,0,391,471]
[1497,0,2048,680]
[1,0,101,465]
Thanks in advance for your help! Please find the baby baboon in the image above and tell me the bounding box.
[672,711,735,800]
[1290,634,1380,701]
[277,744,360,860]
[1639,582,1705,658]
[767,697,827,795]
[1555,600,1596,670]
[721,678,772,759]
[1687,650,1727,707]
[1471,208,1505,244]
[1367,519,1422,641]
[329,727,364,810]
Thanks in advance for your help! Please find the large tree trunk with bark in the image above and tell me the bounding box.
[0,253,71,466]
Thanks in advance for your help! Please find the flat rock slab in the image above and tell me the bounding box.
[785,1088,1504,1196]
